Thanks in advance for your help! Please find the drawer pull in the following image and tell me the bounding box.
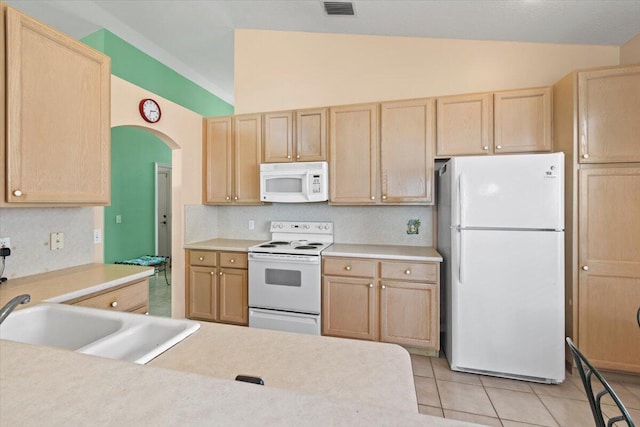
[13,190,23,197]
[381,285,386,289]
[210,272,215,276]
[369,283,373,288]
[370,196,375,200]
[582,153,589,159]
[496,145,502,150]
[226,196,231,201]
[405,269,411,275]
[287,155,291,159]
[345,266,351,271]
[582,265,589,271]
[230,259,235,263]
[199,256,204,261]
[219,271,223,276]
[483,146,489,151]
[110,301,118,308]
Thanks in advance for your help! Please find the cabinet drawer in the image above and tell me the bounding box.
[220,252,248,269]
[72,280,148,312]
[380,261,437,282]
[323,257,376,278]
[189,250,217,267]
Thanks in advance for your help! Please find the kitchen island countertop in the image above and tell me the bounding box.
[323,243,442,262]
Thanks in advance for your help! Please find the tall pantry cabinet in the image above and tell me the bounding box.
[554,64,640,373]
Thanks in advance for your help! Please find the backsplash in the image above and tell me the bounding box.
[185,204,434,246]
[0,208,94,279]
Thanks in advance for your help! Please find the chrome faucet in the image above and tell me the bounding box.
[0,294,31,324]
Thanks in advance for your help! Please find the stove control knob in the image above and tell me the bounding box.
[303,224,310,229]
[324,225,330,230]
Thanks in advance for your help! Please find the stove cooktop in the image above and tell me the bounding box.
[248,221,333,256]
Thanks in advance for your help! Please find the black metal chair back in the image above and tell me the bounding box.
[566,337,635,427]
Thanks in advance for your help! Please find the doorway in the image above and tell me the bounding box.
[155,163,172,261]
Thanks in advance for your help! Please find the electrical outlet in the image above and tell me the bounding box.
[0,237,10,248]
[248,220,255,230]
[93,229,102,244]
[50,232,64,250]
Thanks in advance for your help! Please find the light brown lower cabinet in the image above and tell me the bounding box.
[186,250,248,326]
[322,257,440,350]
[64,278,149,314]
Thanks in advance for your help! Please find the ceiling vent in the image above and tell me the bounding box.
[323,2,355,16]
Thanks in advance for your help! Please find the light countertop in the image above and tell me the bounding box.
[0,263,154,307]
[0,340,480,426]
[184,238,264,251]
[323,244,443,262]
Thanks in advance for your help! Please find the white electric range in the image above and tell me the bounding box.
[248,221,333,335]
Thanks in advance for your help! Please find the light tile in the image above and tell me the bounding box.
[623,382,640,400]
[502,421,549,427]
[431,356,483,385]
[418,405,443,417]
[414,376,441,407]
[443,409,502,427]
[602,405,640,425]
[437,380,496,417]
[605,381,640,410]
[480,375,534,393]
[531,379,586,401]
[486,387,558,426]
[538,394,595,427]
[410,354,434,378]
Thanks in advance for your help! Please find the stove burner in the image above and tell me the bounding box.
[269,241,290,245]
[259,244,277,248]
[295,245,316,250]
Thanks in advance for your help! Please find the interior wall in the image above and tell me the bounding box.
[104,127,171,264]
[620,32,640,65]
[234,30,620,113]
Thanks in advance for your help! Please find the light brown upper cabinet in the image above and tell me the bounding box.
[329,103,379,204]
[436,88,553,157]
[436,93,493,157]
[577,66,640,163]
[263,108,327,163]
[494,87,552,154]
[1,6,111,205]
[203,114,262,205]
[577,166,640,373]
[380,99,435,204]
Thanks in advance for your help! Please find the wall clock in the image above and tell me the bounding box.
[139,98,161,123]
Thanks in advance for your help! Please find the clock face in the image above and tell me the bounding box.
[139,99,161,123]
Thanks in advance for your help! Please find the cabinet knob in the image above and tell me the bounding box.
[370,196,375,200]
[287,155,291,159]
[345,266,351,271]
[296,154,301,159]
[219,271,223,276]
[369,283,373,288]
[199,256,204,261]
[483,146,489,151]
[405,269,411,275]
[582,265,589,271]
[234,196,238,200]
[381,285,386,289]
[110,301,118,308]
[382,195,387,200]
[496,145,502,150]
[582,153,589,159]
[13,190,23,197]
[210,272,215,276]
[230,259,235,263]
[226,196,231,201]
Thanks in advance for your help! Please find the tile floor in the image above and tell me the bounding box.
[148,269,171,317]
[410,354,640,426]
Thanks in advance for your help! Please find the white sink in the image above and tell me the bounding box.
[0,303,200,364]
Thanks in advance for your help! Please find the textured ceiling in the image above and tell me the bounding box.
[6,0,640,104]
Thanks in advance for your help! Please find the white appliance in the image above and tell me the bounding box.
[260,161,328,203]
[437,153,565,384]
[248,221,333,335]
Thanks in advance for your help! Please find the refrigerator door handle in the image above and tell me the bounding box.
[458,229,464,285]
[458,173,465,228]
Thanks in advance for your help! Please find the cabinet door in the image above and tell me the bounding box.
[296,108,327,161]
[188,266,218,321]
[219,268,248,325]
[329,104,379,204]
[578,167,640,373]
[5,7,110,204]
[380,281,439,349]
[578,65,640,163]
[203,116,233,204]
[494,87,552,154]
[322,276,377,340]
[380,99,435,204]
[436,93,493,157]
[234,114,262,204]
[263,111,294,163]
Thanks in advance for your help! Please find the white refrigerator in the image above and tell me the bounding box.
[437,153,565,384]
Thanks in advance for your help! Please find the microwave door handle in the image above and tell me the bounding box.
[304,171,311,200]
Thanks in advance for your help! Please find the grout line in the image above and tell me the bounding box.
[429,356,444,409]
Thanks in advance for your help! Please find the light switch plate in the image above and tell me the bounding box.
[93,229,102,244]
[50,232,64,250]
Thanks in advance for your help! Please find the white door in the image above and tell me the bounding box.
[156,164,171,258]
[450,228,565,382]
[451,153,564,229]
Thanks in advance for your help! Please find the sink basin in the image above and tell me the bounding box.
[0,303,200,364]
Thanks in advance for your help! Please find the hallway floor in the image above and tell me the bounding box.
[410,353,640,426]
[148,269,171,317]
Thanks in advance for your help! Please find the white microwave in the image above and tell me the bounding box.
[260,161,329,203]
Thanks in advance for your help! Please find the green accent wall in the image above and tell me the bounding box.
[81,29,233,116]
[104,127,171,264]
[80,30,233,263]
